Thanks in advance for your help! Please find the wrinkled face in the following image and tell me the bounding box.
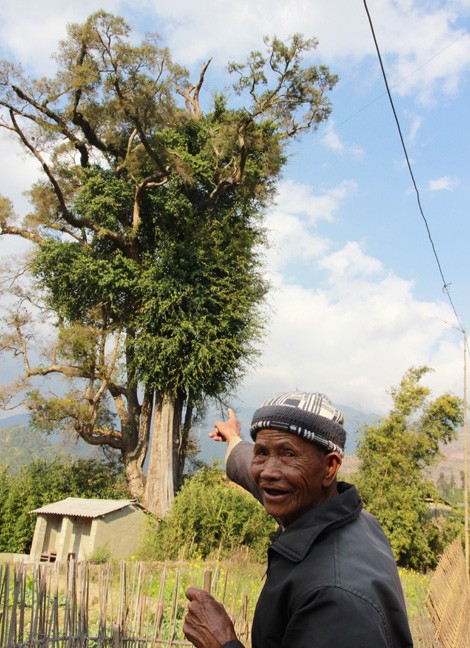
[251,429,338,527]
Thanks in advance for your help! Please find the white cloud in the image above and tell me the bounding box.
[318,241,382,280]
[322,122,365,159]
[407,114,423,142]
[0,130,41,216]
[1,1,469,104]
[237,189,462,415]
[265,180,357,272]
[323,127,344,154]
[239,246,460,414]
[275,179,357,223]
[0,0,125,73]
[371,2,470,104]
[151,0,470,104]
[428,176,460,192]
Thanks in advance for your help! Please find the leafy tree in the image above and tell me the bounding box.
[355,366,463,570]
[0,12,337,515]
[138,464,277,562]
[436,471,464,508]
[0,456,129,553]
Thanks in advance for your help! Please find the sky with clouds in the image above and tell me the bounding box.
[1,0,470,420]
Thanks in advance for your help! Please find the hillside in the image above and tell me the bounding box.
[0,415,103,471]
[193,402,378,465]
[1,409,465,482]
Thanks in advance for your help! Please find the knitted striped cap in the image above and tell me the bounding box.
[250,392,346,456]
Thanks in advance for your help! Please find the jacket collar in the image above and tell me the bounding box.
[270,482,363,563]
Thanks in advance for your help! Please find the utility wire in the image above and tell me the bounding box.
[317,35,461,144]
[362,0,465,334]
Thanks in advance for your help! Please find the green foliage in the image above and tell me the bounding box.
[398,568,430,618]
[138,465,277,561]
[0,456,129,553]
[355,366,463,570]
[88,544,112,564]
[0,423,72,470]
[436,471,464,507]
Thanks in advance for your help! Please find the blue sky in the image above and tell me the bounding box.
[1,0,470,417]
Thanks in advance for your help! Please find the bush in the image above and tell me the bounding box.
[88,544,112,564]
[139,465,276,562]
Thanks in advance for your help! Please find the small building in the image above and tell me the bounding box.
[30,497,149,562]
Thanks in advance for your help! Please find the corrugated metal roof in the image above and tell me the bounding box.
[30,497,141,518]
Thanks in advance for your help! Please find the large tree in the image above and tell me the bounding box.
[355,366,463,570]
[0,12,337,515]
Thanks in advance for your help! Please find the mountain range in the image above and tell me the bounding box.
[0,408,464,482]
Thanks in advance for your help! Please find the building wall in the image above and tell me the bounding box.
[43,516,61,554]
[30,516,48,561]
[56,517,73,562]
[90,506,147,559]
[71,517,92,560]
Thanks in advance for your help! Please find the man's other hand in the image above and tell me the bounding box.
[184,587,239,648]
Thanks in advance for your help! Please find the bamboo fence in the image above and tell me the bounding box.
[0,546,467,648]
[426,538,470,648]
[0,559,259,647]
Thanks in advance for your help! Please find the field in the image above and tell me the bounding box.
[0,556,439,647]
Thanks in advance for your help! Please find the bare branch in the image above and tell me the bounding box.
[0,222,45,244]
[77,422,124,449]
[177,59,212,118]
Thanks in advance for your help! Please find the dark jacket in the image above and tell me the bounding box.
[224,441,413,648]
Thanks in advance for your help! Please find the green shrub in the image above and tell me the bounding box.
[139,465,276,561]
[88,544,112,564]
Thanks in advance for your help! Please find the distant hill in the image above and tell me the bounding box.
[0,415,103,471]
[192,402,380,465]
[2,409,463,483]
[0,404,378,472]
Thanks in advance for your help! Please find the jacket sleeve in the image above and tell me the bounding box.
[281,587,400,648]
[226,440,262,504]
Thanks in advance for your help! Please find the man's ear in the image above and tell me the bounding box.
[322,452,342,487]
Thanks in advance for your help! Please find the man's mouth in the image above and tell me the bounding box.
[262,487,289,500]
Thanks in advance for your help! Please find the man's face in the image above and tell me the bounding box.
[251,429,335,527]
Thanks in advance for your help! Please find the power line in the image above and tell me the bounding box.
[363,0,464,334]
[317,35,461,143]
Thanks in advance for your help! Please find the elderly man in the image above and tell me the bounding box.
[184,392,413,648]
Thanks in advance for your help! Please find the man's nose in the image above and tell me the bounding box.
[260,454,282,478]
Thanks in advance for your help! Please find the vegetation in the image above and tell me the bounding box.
[0,420,103,472]
[355,366,464,571]
[0,456,129,553]
[436,471,465,508]
[0,12,338,516]
[138,464,277,562]
[0,556,434,647]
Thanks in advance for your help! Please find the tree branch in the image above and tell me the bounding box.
[0,222,45,244]
[10,84,90,167]
[177,59,212,118]
[9,110,134,252]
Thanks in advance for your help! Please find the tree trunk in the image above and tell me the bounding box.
[175,399,193,488]
[116,381,153,503]
[123,454,146,500]
[143,392,184,517]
